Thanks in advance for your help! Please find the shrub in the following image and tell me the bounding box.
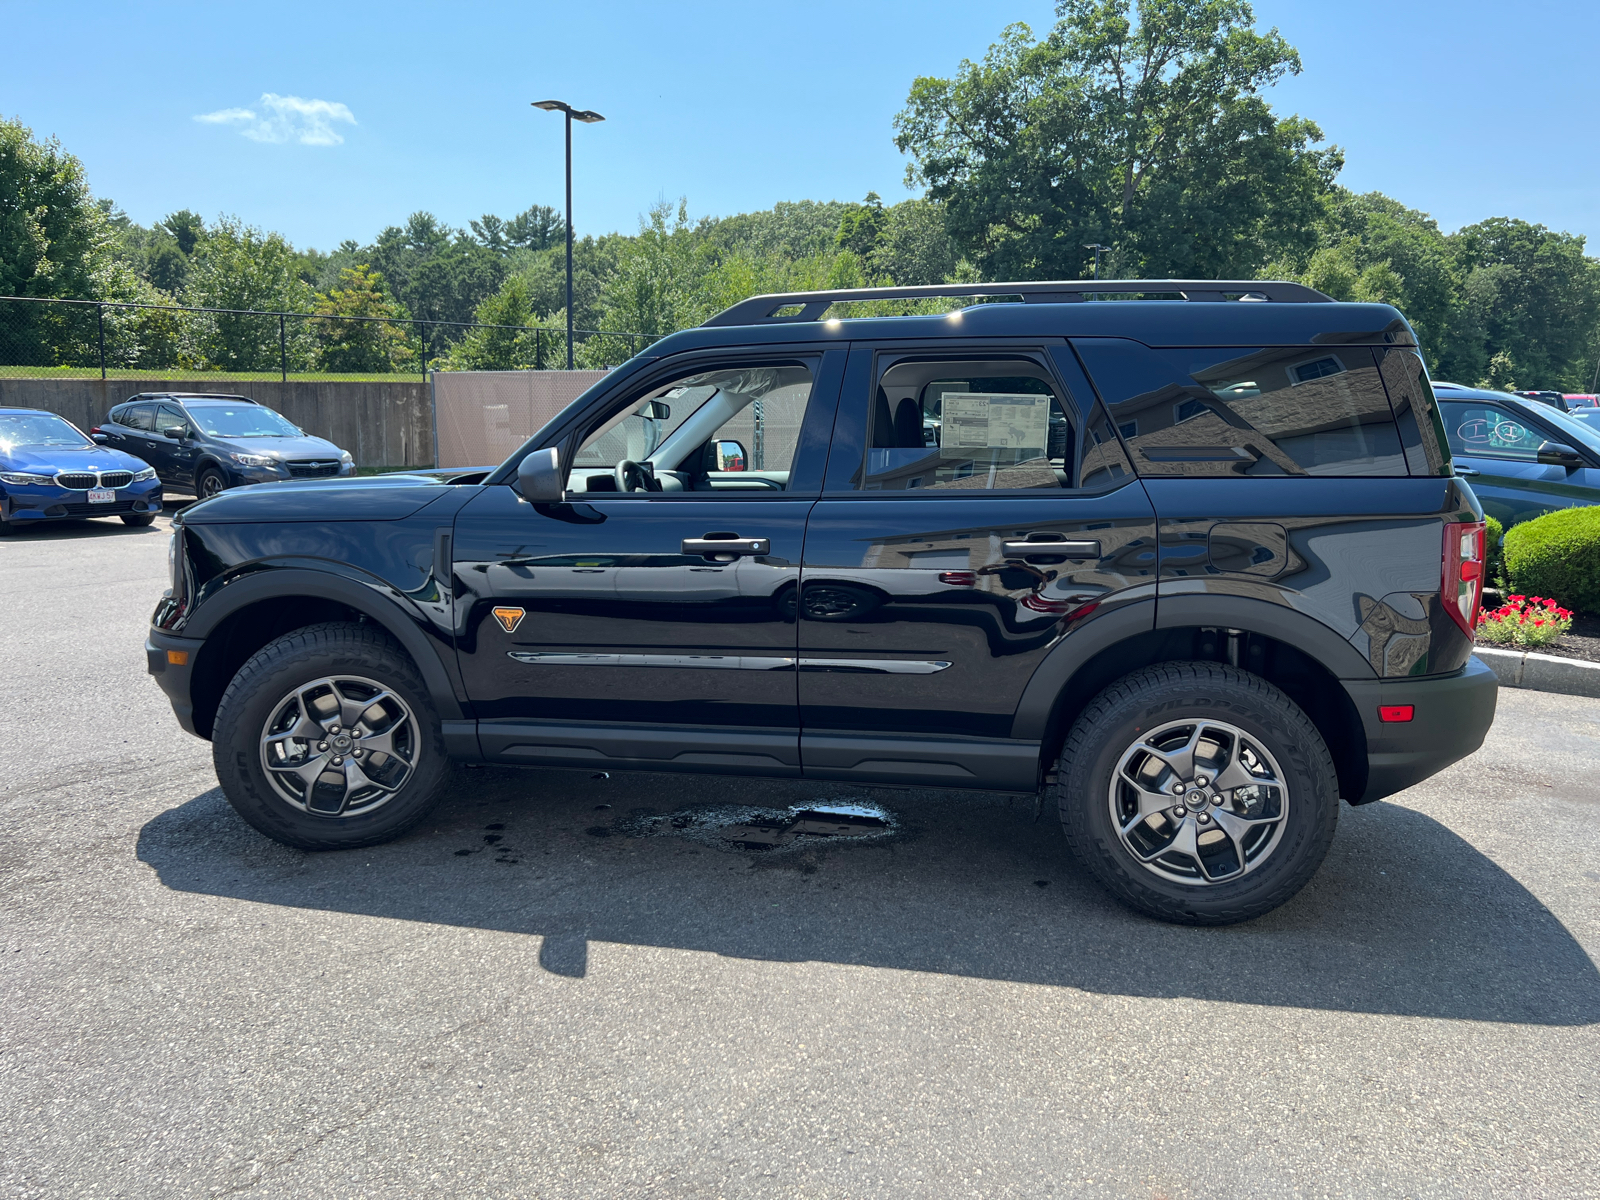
[1484,514,1505,588]
[1477,595,1573,648]
[1503,505,1600,614]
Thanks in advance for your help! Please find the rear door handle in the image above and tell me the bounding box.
[683,533,770,559]
[1001,538,1100,559]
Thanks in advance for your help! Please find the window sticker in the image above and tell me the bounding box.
[940,392,1051,450]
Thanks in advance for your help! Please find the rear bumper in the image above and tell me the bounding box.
[146,628,206,737]
[1341,656,1499,804]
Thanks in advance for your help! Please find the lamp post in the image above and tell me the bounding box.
[1083,243,1110,280]
[532,99,605,369]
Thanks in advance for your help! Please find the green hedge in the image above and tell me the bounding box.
[1503,505,1600,614]
[1485,515,1504,586]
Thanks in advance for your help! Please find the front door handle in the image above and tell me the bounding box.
[1001,537,1100,560]
[1453,466,1480,477]
[683,532,770,560]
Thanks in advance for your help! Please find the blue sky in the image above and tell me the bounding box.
[4,0,1598,253]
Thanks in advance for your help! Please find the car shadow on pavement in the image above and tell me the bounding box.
[136,765,1600,1027]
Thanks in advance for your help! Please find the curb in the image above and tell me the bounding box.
[1474,647,1600,699]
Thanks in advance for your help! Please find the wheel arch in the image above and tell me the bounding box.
[185,568,462,739]
[1014,598,1372,803]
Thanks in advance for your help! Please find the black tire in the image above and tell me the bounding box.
[196,467,227,499]
[211,622,449,850]
[0,517,12,536]
[1053,661,1339,926]
[120,513,156,526]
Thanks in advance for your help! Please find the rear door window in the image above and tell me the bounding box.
[1436,402,1544,461]
[857,357,1075,491]
[1073,340,1409,477]
[120,404,155,432]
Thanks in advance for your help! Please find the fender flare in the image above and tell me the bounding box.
[183,567,463,720]
[1010,594,1376,741]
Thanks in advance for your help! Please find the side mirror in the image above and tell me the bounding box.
[516,447,566,503]
[90,432,108,444]
[716,440,747,471]
[163,427,184,440]
[1537,441,1584,467]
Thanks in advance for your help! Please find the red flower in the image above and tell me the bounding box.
[1509,595,1526,602]
[1533,619,1546,627]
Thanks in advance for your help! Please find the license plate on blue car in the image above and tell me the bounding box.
[88,488,115,504]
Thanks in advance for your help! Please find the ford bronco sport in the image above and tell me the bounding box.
[147,280,1498,924]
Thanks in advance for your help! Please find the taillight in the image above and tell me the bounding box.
[1441,520,1486,636]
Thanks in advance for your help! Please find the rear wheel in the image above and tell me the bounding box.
[120,513,156,526]
[212,622,448,850]
[1053,661,1339,925]
[196,467,227,499]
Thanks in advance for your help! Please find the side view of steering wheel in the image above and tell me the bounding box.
[615,459,661,493]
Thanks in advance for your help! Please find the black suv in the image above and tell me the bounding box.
[146,281,1497,925]
[94,393,353,497]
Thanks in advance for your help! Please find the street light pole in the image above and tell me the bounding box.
[533,100,605,370]
[1083,243,1110,280]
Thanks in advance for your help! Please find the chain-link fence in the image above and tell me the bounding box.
[0,295,654,381]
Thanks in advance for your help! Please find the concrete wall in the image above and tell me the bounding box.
[0,377,434,469]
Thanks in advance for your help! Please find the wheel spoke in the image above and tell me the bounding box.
[1117,774,1178,835]
[266,749,332,791]
[1136,724,1206,781]
[356,723,411,765]
[1155,815,1199,864]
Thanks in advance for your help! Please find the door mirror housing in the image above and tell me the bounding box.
[716,440,747,471]
[162,427,185,440]
[90,431,108,444]
[516,447,566,503]
[1537,440,1584,467]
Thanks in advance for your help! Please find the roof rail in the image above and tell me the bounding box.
[701,279,1334,328]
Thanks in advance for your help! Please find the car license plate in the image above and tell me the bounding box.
[88,488,115,504]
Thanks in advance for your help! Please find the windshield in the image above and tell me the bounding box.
[188,405,302,438]
[0,413,92,452]
[1522,400,1600,456]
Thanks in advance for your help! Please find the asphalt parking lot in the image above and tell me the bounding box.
[2,506,1598,1199]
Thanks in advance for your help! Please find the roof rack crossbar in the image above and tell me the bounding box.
[701,279,1333,328]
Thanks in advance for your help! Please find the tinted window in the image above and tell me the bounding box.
[121,404,154,432]
[154,405,189,436]
[1074,340,1408,477]
[1437,402,1543,460]
[1376,349,1449,476]
[857,358,1073,491]
[1530,403,1600,457]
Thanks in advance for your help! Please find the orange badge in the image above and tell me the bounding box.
[492,607,525,633]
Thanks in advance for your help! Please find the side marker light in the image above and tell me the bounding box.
[1378,705,1414,723]
[167,650,189,666]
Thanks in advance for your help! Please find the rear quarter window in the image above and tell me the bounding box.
[1072,340,1410,477]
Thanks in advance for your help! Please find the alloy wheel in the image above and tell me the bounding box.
[1107,717,1289,885]
[258,675,418,816]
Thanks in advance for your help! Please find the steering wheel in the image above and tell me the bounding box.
[615,459,660,493]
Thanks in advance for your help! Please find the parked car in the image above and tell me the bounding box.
[1432,381,1600,525]
[1562,394,1599,408]
[0,408,163,535]
[92,393,353,498]
[1512,389,1570,412]
[147,280,1497,926]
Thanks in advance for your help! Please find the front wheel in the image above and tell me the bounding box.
[196,467,227,499]
[1053,662,1339,925]
[211,622,449,850]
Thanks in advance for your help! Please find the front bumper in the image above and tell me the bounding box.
[2,482,164,523]
[1341,655,1499,804]
[146,628,206,737]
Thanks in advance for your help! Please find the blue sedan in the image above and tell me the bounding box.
[1433,383,1600,526]
[0,408,164,534]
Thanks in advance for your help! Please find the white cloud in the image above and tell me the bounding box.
[194,94,356,146]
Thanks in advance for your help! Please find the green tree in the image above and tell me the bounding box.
[444,275,542,370]
[182,215,315,370]
[363,213,506,333]
[313,264,416,373]
[894,0,1340,281]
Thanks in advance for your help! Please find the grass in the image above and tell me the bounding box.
[0,366,428,383]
